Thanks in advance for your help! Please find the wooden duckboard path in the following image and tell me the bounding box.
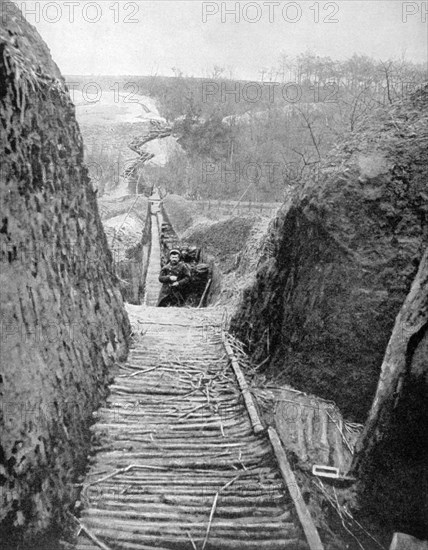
[76,305,311,550]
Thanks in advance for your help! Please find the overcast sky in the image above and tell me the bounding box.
[15,1,428,79]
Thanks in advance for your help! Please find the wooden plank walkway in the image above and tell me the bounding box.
[75,305,310,550]
[74,192,322,549]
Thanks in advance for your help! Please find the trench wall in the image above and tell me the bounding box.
[231,86,428,422]
[0,4,130,543]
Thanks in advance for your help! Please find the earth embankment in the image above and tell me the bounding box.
[231,86,428,423]
[99,195,150,304]
[0,4,130,544]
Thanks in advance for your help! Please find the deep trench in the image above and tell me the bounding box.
[2,4,426,540]
[114,193,214,309]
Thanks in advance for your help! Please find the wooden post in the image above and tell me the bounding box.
[198,279,212,308]
[221,333,324,550]
[222,336,264,434]
[268,427,325,550]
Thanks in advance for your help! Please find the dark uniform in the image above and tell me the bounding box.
[158,260,191,307]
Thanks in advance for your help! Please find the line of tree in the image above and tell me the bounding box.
[145,52,426,121]
[70,52,426,201]
[145,53,425,201]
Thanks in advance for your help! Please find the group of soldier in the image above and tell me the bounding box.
[158,246,210,307]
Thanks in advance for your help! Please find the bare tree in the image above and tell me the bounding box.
[379,60,395,104]
[171,67,183,78]
[296,107,322,160]
[259,67,268,82]
[211,65,225,79]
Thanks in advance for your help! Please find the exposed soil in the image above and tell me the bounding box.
[98,195,150,303]
[229,86,428,542]
[0,6,129,545]
[231,87,428,423]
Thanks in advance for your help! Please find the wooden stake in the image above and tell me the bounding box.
[222,335,264,434]
[268,427,324,550]
[198,278,212,308]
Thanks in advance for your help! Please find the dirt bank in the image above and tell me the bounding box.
[0,4,130,545]
[352,249,428,539]
[161,194,198,234]
[99,195,150,303]
[231,86,427,423]
[229,86,427,541]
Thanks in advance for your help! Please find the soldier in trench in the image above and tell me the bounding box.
[158,249,191,307]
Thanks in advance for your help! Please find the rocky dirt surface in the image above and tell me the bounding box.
[0,4,130,545]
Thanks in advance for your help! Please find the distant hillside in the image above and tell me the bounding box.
[66,55,426,123]
[69,86,179,196]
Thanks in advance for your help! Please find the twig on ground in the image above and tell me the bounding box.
[117,364,163,378]
[177,403,207,420]
[187,531,197,550]
[67,513,112,550]
[201,492,219,550]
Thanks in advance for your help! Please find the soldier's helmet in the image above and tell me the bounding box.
[169,248,181,258]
